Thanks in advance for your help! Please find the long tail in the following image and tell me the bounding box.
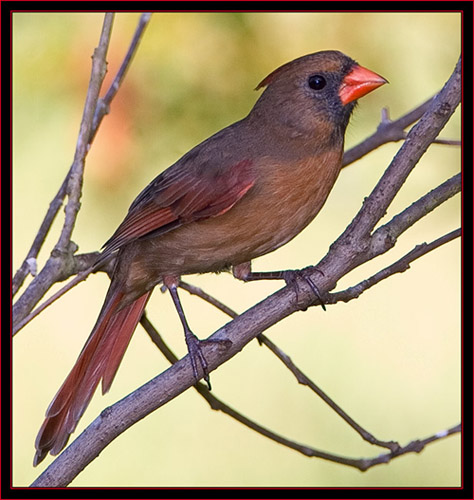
[33,285,151,466]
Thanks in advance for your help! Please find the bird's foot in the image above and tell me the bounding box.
[233,262,326,311]
[184,330,232,390]
[281,267,326,311]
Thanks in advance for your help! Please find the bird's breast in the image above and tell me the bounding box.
[240,148,343,254]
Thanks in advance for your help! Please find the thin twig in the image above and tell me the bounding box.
[431,138,461,146]
[367,173,460,258]
[13,15,153,299]
[343,100,460,170]
[141,315,461,470]
[375,173,460,237]
[328,228,461,304]
[179,282,239,319]
[139,316,395,468]
[13,14,151,332]
[354,423,461,471]
[12,14,114,328]
[257,335,401,451]
[180,281,397,451]
[12,179,68,297]
[342,98,432,167]
[89,13,152,143]
[57,14,114,250]
[12,252,104,336]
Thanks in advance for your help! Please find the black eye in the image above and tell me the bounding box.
[308,75,326,91]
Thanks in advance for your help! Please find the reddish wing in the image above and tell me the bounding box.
[101,158,255,257]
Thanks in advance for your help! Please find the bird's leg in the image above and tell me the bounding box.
[164,275,212,389]
[163,276,232,389]
[232,262,326,311]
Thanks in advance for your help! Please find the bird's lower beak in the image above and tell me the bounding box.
[339,64,387,105]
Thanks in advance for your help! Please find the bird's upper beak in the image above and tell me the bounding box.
[339,64,387,105]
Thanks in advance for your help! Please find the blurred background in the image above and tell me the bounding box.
[13,12,461,487]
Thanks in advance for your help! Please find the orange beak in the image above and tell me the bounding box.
[339,64,387,105]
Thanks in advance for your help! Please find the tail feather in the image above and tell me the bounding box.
[102,297,149,393]
[33,288,151,466]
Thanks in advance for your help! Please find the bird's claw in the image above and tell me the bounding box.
[283,267,326,311]
[184,332,232,390]
[184,331,210,387]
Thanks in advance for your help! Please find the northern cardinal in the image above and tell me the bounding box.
[34,50,386,465]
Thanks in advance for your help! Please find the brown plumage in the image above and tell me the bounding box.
[34,50,386,465]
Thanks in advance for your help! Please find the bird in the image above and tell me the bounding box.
[33,50,386,466]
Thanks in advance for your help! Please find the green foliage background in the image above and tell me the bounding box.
[13,12,461,487]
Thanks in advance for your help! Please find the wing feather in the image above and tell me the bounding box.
[101,158,254,258]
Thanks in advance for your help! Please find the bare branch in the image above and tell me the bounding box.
[12,14,114,327]
[179,283,398,451]
[13,15,153,299]
[256,335,400,451]
[12,252,103,336]
[57,14,114,250]
[354,423,461,471]
[31,308,461,486]
[12,14,151,331]
[342,99,431,167]
[138,316,371,466]
[431,138,461,146]
[89,13,151,143]
[342,100,460,169]
[328,228,461,304]
[179,281,239,318]
[368,173,460,258]
[12,179,68,296]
